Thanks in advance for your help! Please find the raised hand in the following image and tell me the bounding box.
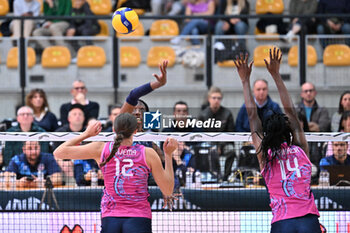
[163,137,178,156]
[151,60,168,89]
[264,47,282,77]
[83,120,102,137]
[162,192,183,211]
[233,52,253,83]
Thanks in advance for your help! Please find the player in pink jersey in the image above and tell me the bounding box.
[234,49,321,233]
[54,60,178,233]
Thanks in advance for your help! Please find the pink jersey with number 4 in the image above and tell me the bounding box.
[100,142,151,219]
[261,142,319,224]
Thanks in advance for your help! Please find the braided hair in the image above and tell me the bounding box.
[100,113,138,167]
[258,113,292,164]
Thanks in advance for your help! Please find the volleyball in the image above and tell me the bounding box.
[112,7,139,34]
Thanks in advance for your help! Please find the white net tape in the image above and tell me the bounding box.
[0,132,349,142]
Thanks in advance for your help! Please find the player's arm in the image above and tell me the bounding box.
[53,121,104,163]
[146,137,177,196]
[234,53,264,170]
[120,60,168,114]
[264,48,309,156]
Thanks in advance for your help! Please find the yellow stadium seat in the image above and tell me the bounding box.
[150,20,179,41]
[41,46,71,68]
[323,44,350,66]
[95,20,109,36]
[217,60,236,67]
[117,21,144,40]
[0,0,9,15]
[120,46,141,67]
[77,46,106,67]
[147,46,176,67]
[256,0,284,14]
[253,45,279,67]
[86,0,112,15]
[288,45,317,67]
[7,47,36,68]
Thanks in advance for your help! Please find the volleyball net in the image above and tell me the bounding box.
[0,132,349,233]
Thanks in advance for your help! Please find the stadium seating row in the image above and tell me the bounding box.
[2,43,349,69]
[0,0,285,16]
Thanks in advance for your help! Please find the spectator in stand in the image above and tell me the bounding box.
[74,159,103,186]
[65,0,100,58]
[25,88,59,132]
[285,0,318,43]
[172,141,195,188]
[171,0,215,45]
[11,0,41,38]
[60,80,100,126]
[163,101,197,132]
[32,0,72,52]
[320,141,350,170]
[214,0,249,48]
[325,111,350,156]
[3,106,49,167]
[165,0,187,15]
[104,104,122,132]
[331,91,350,132]
[316,0,350,48]
[198,86,235,181]
[236,79,282,132]
[296,82,331,182]
[55,104,86,185]
[296,82,331,132]
[4,141,62,188]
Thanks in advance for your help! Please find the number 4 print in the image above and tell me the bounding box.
[278,158,301,180]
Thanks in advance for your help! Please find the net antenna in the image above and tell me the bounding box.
[39,176,60,210]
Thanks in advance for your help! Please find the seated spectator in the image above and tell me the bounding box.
[198,86,235,181]
[25,88,59,132]
[172,141,195,187]
[74,159,103,186]
[171,0,215,45]
[296,82,331,183]
[60,80,100,126]
[331,91,350,132]
[66,0,100,58]
[11,0,41,38]
[320,141,350,170]
[236,79,282,132]
[256,13,287,35]
[4,141,62,188]
[3,106,49,167]
[213,0,249,62]
[32,0,72,52]
[112,0,151,13]
[285,0,318,43]
[214,0,249,46]
[325,111,350,156]
[104,104,122,132]
[163,101,197,132]
[316,0,350,48]
[55,104,86,185]
[165,0,187,15]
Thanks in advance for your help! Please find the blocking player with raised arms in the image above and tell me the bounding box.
[54,61,178,233]
[234,49,321,233]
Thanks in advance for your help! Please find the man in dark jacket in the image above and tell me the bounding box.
[297,82,331,183]
[198,86,235,181]
[235,79,282,132]
[60,80,99,126]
